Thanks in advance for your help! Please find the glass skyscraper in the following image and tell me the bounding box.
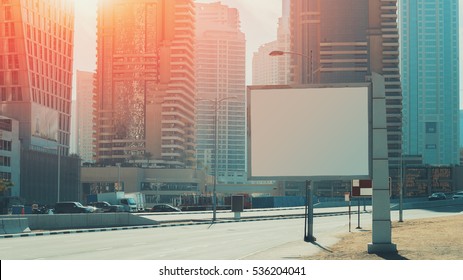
[1,0,81,204]
[195,2,247,184]
[400,0,460,165]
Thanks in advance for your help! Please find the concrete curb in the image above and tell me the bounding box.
[0,210,358,239]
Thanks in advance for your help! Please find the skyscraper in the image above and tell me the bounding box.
[1,0,74,153]
[195,2,246,184]
[252,0,291,85]
[0,0,80,204]
[95,0,196,168]
[75,70,95,163]
[290,0,402,170]
[400,0,460,165]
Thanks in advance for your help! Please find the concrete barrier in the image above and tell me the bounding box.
[0,218,31,234]
[0,220,5,234]
[4,213,158,231]
[101,213,117,227]
[390,199,463,210]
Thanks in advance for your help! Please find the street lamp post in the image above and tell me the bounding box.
[399,115,406,223]
[269,50,320,84]
[399,154,404,222]
[197,96,237,222]
[269,50,317,242]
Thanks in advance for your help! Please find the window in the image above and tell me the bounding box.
[4,6,12,20]
[1,88,7,101]
[426,122,437,133]
[0,120,12,132]
[16,87,22,101]
[0,156,11,167]
[12,71,18,84]
[8,39,15,52]
[0,140,11,151]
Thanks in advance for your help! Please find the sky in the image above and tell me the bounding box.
[73,0,463,107]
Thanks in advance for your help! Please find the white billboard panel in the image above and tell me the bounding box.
[248,85,371,180]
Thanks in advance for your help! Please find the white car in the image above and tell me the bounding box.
[452,191,463,199]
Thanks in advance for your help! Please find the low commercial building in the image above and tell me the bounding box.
[81,167,210,208]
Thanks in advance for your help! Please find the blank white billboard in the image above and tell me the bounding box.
[248,85,371,180]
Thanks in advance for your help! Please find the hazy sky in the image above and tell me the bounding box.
[73,0,463,107]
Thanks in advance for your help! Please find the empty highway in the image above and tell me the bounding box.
[1,206,462,260]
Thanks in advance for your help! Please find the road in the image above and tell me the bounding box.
[1,206,462,260]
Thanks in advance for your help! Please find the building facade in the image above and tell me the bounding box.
[81,166,210,208]
[75,70,95,163]
[0,116,20,197]
[195,2,247,184]
[400,0,460,165]
[289,0,402,171]
[95,0,196,168]
[0,0,80,204]
[252,0,291,85]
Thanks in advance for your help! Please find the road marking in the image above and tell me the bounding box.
[133,242,147,246]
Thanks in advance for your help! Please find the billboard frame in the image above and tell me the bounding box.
[247,83,373,181]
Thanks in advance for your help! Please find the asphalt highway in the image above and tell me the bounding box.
[1,206,462,260]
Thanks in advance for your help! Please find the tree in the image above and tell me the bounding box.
[0,179,13,194]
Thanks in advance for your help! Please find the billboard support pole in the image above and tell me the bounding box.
[304,180,316,242]
[304,181,308,240]
[348,198,351,232]
[356,198,361,229]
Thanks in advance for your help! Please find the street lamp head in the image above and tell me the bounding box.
[269,50,285,57]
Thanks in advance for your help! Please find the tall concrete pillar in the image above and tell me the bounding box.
[368,73,397,253]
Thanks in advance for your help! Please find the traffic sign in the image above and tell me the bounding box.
[352,179,372,197]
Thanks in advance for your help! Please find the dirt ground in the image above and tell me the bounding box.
[305,214,463,260]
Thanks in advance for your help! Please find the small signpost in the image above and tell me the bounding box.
[345,192,351,232]
[351,179,372,229]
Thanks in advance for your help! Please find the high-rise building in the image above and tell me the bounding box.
[400,0,460,165]
[252,0,291,85]
[290,0,402,170]
[0,0,80,204]
[95,0,196,168]
[195,2,246,184]
[75,70,95,163]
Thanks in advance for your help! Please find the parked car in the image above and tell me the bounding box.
[150,204,181,212]
[89,201,125,212]
[428,192,446,201]
[53,201,95,214]
[452,191,463,200]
